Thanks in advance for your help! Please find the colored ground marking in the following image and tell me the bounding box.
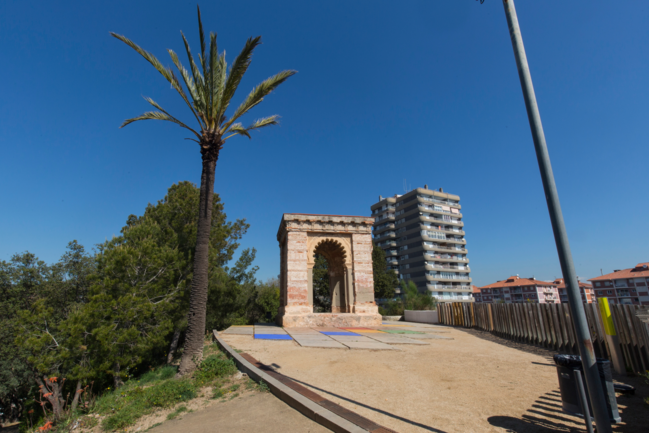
[254,334,293,340]
[340,327,373,330]
[380,324,411,327]
[320,331,360,336]
[382,329,424,334]
[350,329,385,333]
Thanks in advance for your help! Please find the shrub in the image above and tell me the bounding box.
[138,365,178,384]
[99,379,196,430]
[194,354,237,385]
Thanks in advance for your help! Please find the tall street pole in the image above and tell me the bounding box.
[500,1,613,431]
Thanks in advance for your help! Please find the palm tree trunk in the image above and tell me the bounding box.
[178,147,218,375]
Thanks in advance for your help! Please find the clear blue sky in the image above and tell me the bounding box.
[1,0,647,286]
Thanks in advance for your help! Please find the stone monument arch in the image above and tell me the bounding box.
[277,213,381,327]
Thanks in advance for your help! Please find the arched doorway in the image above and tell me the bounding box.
[277,213,381,327]
[312,239,350,313]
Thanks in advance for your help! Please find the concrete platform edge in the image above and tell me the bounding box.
[213,331,367,433]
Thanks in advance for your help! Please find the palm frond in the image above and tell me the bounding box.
[226,123,251,139]
[218,36,262,120]
[180,32,207,110]
[197,5,208,81]
[224,70,296,130]
[224,115,279,141]
[121,108,200,138]
[110,32,200,125]
[208,32,218,125]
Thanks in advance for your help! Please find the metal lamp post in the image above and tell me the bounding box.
[497,0,613,431]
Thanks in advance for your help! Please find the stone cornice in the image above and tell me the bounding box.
[277,213,373,240]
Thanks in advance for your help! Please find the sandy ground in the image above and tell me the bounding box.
[147,392,329,433]
[223,326,649,433]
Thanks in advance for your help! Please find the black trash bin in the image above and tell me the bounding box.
[553,354,621,423]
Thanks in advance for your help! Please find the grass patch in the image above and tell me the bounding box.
[145,422,162,431]
[228,384,240,393]
[96,379,197,430]
[194,353,237,386]
[166,405,188,420]
[138,365,178,384]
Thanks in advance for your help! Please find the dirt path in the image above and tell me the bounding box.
[147,391,330,433]
[223,326,648,433]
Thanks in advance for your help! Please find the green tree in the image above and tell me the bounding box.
[10,243,96,421]
[400,280,436,311]
[0,253,46,423]
[312,254,331,312]
[111,6,296,375]
[128,181,250,361]
[372,245,398,300]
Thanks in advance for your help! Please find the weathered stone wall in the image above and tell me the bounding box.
[277,213,380,327]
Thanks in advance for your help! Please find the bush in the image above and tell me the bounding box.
[194,354,237,386]
[138,365,178,384]
[98,379,197,430]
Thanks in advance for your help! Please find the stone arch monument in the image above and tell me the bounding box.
[277,213,382,327]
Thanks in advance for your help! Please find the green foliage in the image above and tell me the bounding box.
[166,405,188,420]
[372,246,398,300]
[193,354,237,386]
[138,366,178,385]
[6,243,96,422]
[312,254,331,312]
[111,7,296,142]
[401,280,437,311]
[379,300,404,316]
[96,379,197,430]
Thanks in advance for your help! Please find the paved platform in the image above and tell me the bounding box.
[218,321,453,350]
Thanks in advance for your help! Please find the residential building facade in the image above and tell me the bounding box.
[471,285,482,303]
[589,263,649,306]
[477,276,559,303]
[370,186,472,302]
[552,278,595,303]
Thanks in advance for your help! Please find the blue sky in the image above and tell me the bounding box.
[1,0,647,286]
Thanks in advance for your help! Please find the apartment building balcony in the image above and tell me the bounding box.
[423,243,468,254]
[373,223,395,234]
[375,213,395,223]
[417,195,462,210]
[386,259,398,266]
[417,204,462,218]
[427,284,471,292]
[376,240,397,248]
[425,264,470,273]
[419,224,465,236]
[426,274,472,283]
[419,215,464,227]
[423,254,468,263]
[372,205,395,216]
[385,249,397,256]
[374,231,396,240]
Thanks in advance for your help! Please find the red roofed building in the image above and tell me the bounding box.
[588,263,649,306]
[552,279,595,303]
[471,285,481,303]
[477,276,559,304]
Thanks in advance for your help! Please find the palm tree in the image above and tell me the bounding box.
[111,6,295,375]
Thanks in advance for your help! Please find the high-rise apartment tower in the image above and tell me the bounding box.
[370,186,473,302]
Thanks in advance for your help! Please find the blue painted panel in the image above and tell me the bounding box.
[254,334,293,340]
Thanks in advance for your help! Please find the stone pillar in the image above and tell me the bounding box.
[307,265,314,309]
[279,231,311,323]
[351,232,379,315]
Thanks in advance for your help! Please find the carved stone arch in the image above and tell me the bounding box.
[306,234,352,268]
[277,214,381,327]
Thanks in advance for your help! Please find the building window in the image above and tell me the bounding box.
[595,282,601,287]
[607,290,613,295]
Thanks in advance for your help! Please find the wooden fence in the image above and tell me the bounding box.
[438,302,649,374]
